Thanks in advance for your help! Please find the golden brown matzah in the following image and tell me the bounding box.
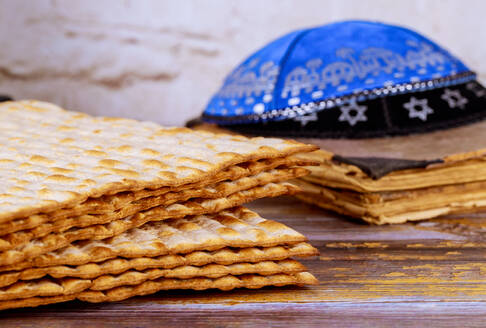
[0,183,300,266]
[0,156,313,236]
[0,242,318,287]
[0,168,307,252]
[294,178,486,224]
[0,205,307,270]
[0,294,76,311]
[0,259,307,301]
[0,277,90,301]
[0,272,318,310]
[78,272,318,302]
[0,100,316,223]
[300,150,486,193]
[90,259,307,290]
[0,100,320,311]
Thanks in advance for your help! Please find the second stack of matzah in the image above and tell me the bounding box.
[293,140,486,224]
[0,100,319,310]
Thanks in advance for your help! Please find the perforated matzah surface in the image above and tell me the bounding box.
[0,156,312,236]
[0,206,308,271]
[0,100,316,222]
[0,183,300,266]
[0,168,307,252]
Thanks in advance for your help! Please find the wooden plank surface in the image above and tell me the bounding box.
[2,196,486,327]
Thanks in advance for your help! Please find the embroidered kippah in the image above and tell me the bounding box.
[201,20,486,138]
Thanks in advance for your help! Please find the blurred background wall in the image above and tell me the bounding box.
[0,0,485,126]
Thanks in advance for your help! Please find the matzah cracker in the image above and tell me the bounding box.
[0,277,90,301]
[0,272,318,310]
[0,183,299,266]
[0,294,76,311]
[294,177,486,224]
[0,156,313,236]
[91,259,306,290]
[0,242,318,286]
[0,100,317,222]
[300,150,486,193]
[0,168,307,252]
[0,206,307,271]
[79,272,318,303]
[0,259,306,301]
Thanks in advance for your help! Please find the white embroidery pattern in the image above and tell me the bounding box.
[403,97,434,121]
[441,88,468,109]
[281,42,448,99]
[293,112,318,127]
[217,60,279,99]
[338,100,367,126]
[253,103,265,114]
[466,82,486,98]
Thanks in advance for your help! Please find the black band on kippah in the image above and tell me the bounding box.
[221,81,486,139]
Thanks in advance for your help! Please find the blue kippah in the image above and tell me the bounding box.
[199,20,486,138]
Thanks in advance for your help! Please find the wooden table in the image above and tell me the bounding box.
[2,196,486,327]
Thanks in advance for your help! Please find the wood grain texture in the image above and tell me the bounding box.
[2,196,486,327]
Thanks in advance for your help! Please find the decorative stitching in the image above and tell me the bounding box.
[203,71,475,124]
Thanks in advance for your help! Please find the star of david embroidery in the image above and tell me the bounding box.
[441,88,468,109]
[338,101,367,126]
[466,82,486,98]
[293,112,318,127]
[403,97,434,121]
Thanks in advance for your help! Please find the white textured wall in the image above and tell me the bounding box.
[0,0,485,126]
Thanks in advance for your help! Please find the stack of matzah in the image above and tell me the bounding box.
[0,100,319,310]
[292,127,486,224]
